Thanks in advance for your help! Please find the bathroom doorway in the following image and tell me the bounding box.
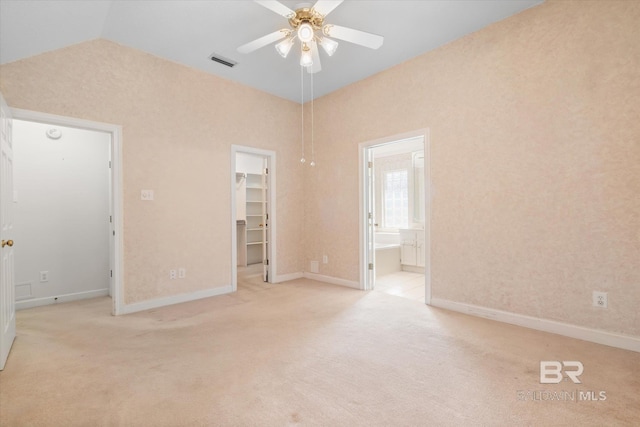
[359,130,431,304]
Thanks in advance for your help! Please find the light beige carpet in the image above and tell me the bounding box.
[1,277,639,426]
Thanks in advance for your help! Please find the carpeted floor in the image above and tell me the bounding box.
[1,276,639,426]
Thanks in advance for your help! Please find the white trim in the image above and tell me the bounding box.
[119,286,233,315]
[274,272,304,283]
[358,142,368,290]
[402,265,425,274]
[431,298,640,353]
[16,289,109,311]
[303,273,360,289]
[358,129,431,303]
[10,108,125,316]
[230,145,277,291]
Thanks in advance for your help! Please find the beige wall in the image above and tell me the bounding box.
[305,0,640,337]
[1,1,638,338]
[0,39,304,304]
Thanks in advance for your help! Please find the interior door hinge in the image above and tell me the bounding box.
[368,212,373,219]
[112,230,115,236]
[109,161,112,168]
[264,168,268,174]
[110,270,113,278]
[368,263,374,270]
[109,215,112,223]
[263,259,269,266]
[368,161,373,168]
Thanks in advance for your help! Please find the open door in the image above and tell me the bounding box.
[261,158,269,282]
[365,147,376,289]
[0,92,16,370]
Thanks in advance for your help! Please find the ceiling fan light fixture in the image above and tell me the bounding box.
[300,44,313,67]
[319,36,339,56]
[297,22,314,43]
[275,36,295,58]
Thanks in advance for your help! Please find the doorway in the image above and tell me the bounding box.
[359,130,431,304]
[10,109,123,314]
[231,146,276,292]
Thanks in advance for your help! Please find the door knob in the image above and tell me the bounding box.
[1,240,13,248]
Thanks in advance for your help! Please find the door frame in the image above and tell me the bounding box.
[11,108,124,315]
[230,145,276,291]
[358,128,432,304]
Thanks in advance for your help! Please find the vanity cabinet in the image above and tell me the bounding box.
[399,229,425,272]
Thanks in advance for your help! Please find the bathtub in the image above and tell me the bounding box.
[375,233,401,277]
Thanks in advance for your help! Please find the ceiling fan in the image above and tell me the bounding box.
[237,0,384,73]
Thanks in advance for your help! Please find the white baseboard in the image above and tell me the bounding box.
[303,272,361,289]
[430,298,640,353]
[274,272,303,283]
[118,285,233,315]
[402,265,425,274]
[16,289,110,310]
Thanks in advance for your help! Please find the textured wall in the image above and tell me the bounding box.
[305,0,640,336]
[0,39,304,304]
[1,1,638,337]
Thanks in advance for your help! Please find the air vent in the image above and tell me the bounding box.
[209,53,237,68]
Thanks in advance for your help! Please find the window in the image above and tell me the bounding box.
[383,170,408,229]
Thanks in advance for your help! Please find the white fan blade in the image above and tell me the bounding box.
[323,24,384,49]
[254,0,296,19]
[238,29,290,54]
[308,40,322,74]
[312,0,343,17]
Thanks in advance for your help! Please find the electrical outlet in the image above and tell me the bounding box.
[178,268,186,279]
[322,255,328,264]
[40,271,49,282]
[169,269,177,280]
[141,189,154,201]
[593,291,608,308]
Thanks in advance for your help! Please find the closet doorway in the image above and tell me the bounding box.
[10,109,123,314]
[359,130,431,304]
[230,146,276,291]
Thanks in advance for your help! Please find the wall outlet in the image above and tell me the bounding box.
[178,268,186,279]
[593,291,608,308]
[40,271,49,282]
[322,255,328,264]
[141,189,154,201]
[310,261,319,274]
[169,269,177,280]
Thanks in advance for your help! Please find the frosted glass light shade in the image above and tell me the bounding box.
[275,37,294,58]
[319,37,338,56]
[300,47,313,67]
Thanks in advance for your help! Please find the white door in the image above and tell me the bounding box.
[365,149,376,289]
[261,159,268,282]
[0,92,16,370]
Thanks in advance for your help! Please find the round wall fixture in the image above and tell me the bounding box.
[46,128,62,140]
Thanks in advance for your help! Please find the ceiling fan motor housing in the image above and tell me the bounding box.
[289,8,325,30]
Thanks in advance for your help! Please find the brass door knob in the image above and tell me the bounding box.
[1,240,13,248]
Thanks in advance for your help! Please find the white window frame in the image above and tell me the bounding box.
[375,154,414,232]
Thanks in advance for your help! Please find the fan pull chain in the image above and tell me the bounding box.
[310,70,315,167]
[300,65,306,164]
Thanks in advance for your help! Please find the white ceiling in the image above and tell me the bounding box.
[0,0,543,103]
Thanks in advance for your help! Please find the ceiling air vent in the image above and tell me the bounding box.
[209,53,237,68]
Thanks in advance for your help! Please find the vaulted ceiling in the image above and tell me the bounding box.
[0,0,543,102]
